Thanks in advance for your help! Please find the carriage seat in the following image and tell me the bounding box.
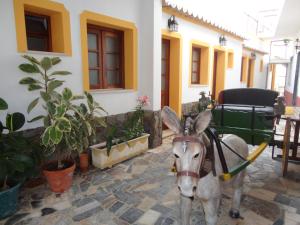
[218,88,278,107]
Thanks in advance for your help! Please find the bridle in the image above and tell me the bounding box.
[173,135,206,179]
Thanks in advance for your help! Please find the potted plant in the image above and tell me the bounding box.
[77,92,106,172]
[18,55,106,192]
[91,96,150,169]
[0,98,36,219]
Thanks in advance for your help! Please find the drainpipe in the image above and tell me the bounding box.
[292,52,300,106]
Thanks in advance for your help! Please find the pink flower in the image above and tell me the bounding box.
[137,95,150,107]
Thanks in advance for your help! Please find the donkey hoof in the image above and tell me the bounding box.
[229,209,240,219]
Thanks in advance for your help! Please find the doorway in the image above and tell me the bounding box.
[161,39,170,109]
[212,51,218,100]
[247,59,255,87]
[211,48,226,100]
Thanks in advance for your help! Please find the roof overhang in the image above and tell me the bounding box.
[275,0,300,38]
[162,0,246,41]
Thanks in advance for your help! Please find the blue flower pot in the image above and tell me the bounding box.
[0,183,21,219]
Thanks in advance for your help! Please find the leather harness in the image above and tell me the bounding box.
[173,134,216,179]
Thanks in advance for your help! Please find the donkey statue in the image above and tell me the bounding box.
[161,106,248,225]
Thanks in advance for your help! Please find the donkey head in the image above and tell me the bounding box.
[162,106,211,197]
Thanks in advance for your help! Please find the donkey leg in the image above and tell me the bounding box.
[202,197,220,225]
[229,171,245,218]
[180,195,193,225]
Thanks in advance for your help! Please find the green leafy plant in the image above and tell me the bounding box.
[198,91,214,112]
[18,55,72,123]
[0,98,37,191]
[122,95,149,141]
[105,96,149,156]
[19,55,106,169]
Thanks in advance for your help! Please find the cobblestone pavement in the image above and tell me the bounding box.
[1,135,300,225]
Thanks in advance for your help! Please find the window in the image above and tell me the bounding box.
[13,0,71,55]
[227,50,234,68]
[189,41,210,85]
[25,12,51,52]
[87,25,124,89]
[191,47,201,84]
[80,11,137,91]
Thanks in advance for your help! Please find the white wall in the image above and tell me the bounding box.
[0,0,157,129]
[161,12,244,104]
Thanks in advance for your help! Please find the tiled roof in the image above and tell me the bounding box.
[162,0,246,40]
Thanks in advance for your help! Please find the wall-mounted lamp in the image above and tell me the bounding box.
[168,15,178,32]
[251,52,256,59]
[219,35,227,46]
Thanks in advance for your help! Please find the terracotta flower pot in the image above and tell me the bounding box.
[43,160,75,193]
[79,153,89,173]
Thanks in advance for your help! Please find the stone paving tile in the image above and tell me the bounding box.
[110,201,125,213]
[1,138,300,225]
[72,206,102,222]
[119,208,144,224]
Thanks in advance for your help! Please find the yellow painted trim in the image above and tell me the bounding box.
[241,56,249,83]
[162,29,182,117]
[80,11,138,91]
[271,64,276,90]
[260,59,264,72]
[221,173,232,181]
[247,59,255,87]
[247,142,268,162]
[212,46,227,100]
[189,40,211,86]
[162,7,244,41]
[227,49,234,69]
[13,0,72,55]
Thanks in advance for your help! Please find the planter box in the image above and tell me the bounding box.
[91,133,150,169]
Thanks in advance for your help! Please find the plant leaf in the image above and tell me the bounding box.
[46,102,56,116]
[19,63,40,73]
[28,84,43,91]
[85,91,94,106]
[0,98,8,110]
[19,77,38,85]
[48,80,64,92]
[41,57,52,71]
[0,121,3,134]
[6,112,25,132]
[55,104,67,117]
[62,88,72,101]
[42,127,51,146]
[51,57,61,65]
[40,91,50,102]
[51,71,71,76]
[27,97,39,113]
[72,95,84,100]
[50,126,63,144]
[27,115,44,123]
[23,55,40,65]
[56,117,71,132]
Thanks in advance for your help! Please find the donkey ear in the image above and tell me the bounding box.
[195,110,212,135]
[161,106,182,134]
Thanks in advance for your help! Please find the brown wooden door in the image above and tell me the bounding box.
[247,59,252,87]
[161,39,170,108]
[212,51,218,100]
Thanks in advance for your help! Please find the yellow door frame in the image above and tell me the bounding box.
[271,64,276,90]
[212,46,227,100]
[162,30,182,117]
[247,59,255,87]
